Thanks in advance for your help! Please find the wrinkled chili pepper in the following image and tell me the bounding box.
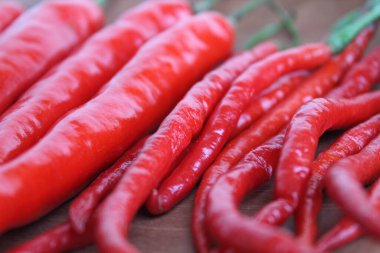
[0,1,23,33]
[273,90,380,225]
[0,0,103,114]
[192,28,372,253]
[296,114,380,244]
[325,129,380,238]
[231,71,308,138]
[0,0,191,164]
[0,11,232,234]
[143,41,279,215]
[147,43,332,215]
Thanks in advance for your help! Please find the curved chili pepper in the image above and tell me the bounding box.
[147,43,331,216]
[273,90,380,224]
[231,71,308,138]
[205,133,314,253]
[0,0,191,164]
[0,0,103,115]
[69,137,147,233]
[192,28,372,253]
[325,130,380,238]
[296,114,380,244]
[6,221,91,253]
[317,179,380,252]
[326,45,380,99]
[0,11,233,234]
[0,1,23,33]
[143,41,279,215]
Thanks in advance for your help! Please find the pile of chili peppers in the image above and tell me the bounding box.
[1,0,380,252]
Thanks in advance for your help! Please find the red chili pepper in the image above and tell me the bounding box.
[231,71,308,138]
[317,178,380,252]
[144,41,279,215]
[0,0,191,164]
[0,11,232,234]
[192,28,372,253]
[326,45,380,99]
[296,114,380,244]
[69,137,147,233]
[0,0,103,115]
[0,1,23,33]
[6,221,91,253]
[148,43,332,215]
[274,90,380,223]
[205,133,314,253]
[325,129,380,238]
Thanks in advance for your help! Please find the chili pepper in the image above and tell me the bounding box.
[325,128,380,238]
[273,90,380,226]
[0,0,103,115]
[205,133,314,253]
[147,43,331,216]
[0,11,233,234]
[0,1,23,33]
[144,41,279,215]
[6,221,91,253]
[244,27,373,223]
[296,114,380,244]
[317,179,380,252]
[0,0,191,164]
[191,29,372,253]
[231,71,308,138]
[69,136,147,233]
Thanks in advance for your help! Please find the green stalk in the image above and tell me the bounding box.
[327,3,380,54]
[228,0,269,25]
[244,21,284,49]
[193,0,220,13]
[330,9,362,34]
[95,0,107,8]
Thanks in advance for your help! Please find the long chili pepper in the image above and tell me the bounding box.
[0,12,233,234]
[326,45,380,99]
[6,221,91,253]
[0,0,191,164]
[69,137,148,233]
[0,1,23,33]
[317,179,380,252]
[273,91,380,227]
[0,0,103,115]
[7,137,148,253]
[231,71,308,138]
[147,43,331,215]
[325,130,380,238]
[190,29,372,253]
[143,42,278,216]
[205,133,314,253]
[296,114,380,244]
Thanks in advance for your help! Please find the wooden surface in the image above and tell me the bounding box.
[1,0,380,252]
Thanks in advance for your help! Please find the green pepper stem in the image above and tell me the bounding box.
[330,10,362,34]
[228,0,269,25]
[327,3,380,54]
[193,0,220,13]
[244,20,284,49]
[95,0,107,8]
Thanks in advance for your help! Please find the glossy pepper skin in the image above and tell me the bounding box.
[206,133,314,253]
[147,43,332,215]
[192,29,372,253]
[0,0,103,115]
[0,1,23,32]
[231,71,308,138]
[93,12,235,253]
[317,178,380,252]
[325,130,380,239]
[275,90,380,219]
[144,41,279,215]
[8,137,147,253]
[0,0,191,164]
[0,11,232,234]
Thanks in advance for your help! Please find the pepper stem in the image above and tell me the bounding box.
[228,0,269,25]
[193,0,220,13]
[95,0,107,8]
[244,20,285,49]
[330,10,362,33]
[327,3,380,54]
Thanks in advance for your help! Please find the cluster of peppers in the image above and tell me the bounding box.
[1,0,380,252]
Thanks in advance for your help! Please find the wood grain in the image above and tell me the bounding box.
[1,0,380,252]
